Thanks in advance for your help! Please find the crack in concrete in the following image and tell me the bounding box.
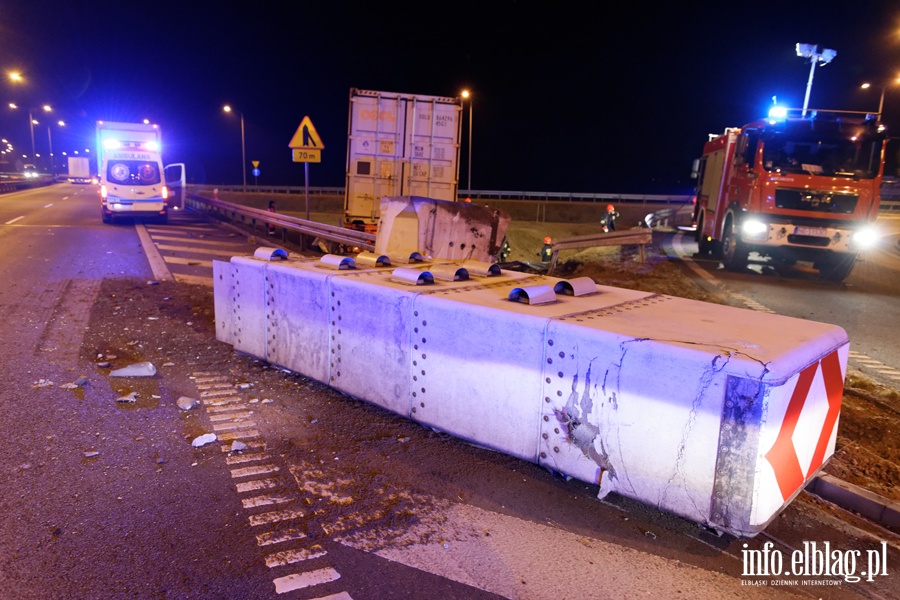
[660,352,731,513]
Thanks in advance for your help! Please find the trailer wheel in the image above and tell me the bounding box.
[818,252,857,282]
[721,215,748,271]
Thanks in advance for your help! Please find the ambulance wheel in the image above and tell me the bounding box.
[721,216,748,271]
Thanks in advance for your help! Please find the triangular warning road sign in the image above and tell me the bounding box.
[289,116,324,150]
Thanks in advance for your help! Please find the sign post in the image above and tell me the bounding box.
[289,116,324,221]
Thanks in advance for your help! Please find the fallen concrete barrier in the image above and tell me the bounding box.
[213,250,847,538]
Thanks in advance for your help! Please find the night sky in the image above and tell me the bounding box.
[1,1,899,194]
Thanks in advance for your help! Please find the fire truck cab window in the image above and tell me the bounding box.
[760,121,882,179]
[736,132,759,167]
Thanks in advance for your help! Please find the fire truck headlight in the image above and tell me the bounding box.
[851,227,879,250]
[741,219,768,240]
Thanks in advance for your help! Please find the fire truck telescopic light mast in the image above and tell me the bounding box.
[796,43,836,117]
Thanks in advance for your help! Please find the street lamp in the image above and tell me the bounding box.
[223,105,246,190]
[45,119,64,176]
[796,43,837,117]
[9,103,52,168]
[861,77,900,119]
[461,89,473,193]
[860,83,885,118]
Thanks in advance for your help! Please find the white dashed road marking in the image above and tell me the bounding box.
[190,370,353,598]
[273,568,342,594]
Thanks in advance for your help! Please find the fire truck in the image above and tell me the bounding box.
[691,107,886,281]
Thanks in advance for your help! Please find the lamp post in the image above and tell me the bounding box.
[46,119,64,176]
[860,83,885,119]
[861,78,900,120]
[461,90,473,193]
[9,103,52,168]
[796,44,836,117]
[223,105,246,190]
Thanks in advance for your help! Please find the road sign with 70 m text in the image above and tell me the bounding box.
[292,149,321,163]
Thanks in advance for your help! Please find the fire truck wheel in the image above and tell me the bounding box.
[721,216,748,271]
[818,252,857,282]
[695,217,714,256]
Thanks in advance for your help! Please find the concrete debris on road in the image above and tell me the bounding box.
[31,379,53,388]
[230,441,248,453]
[177,396,199,410]
[115,392,137,403]
[110,362,157,377]
[83,451,99,458]
[192,433,217,448]
[60,376,89,389]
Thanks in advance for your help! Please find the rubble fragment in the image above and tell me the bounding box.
[192,433,217,448]
[177,396,199,410]
[110,362,157,377]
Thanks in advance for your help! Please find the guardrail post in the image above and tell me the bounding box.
[547,250,560,276]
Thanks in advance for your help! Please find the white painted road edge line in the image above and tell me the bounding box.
[135,223,173,282]
[671,232,722,287]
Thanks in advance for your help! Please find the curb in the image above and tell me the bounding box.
[807,474,900,532]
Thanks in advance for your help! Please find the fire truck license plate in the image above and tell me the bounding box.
[794,226,828,237]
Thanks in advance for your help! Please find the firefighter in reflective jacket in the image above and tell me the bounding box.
[498,235,511,262]
[603,203,619,232]
[539,236,553,262]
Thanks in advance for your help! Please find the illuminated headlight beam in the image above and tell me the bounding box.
[741,219,769,240]
[851,227,879,250]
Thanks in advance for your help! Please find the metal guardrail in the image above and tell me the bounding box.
[0,175,54,193]
[547,229,653,275]
[189,184,692,205]
[188,184,900,211]
[186,194,375,250]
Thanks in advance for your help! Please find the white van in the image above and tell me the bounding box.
[97,121,169,224]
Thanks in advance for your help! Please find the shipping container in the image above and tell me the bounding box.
[343,88,461,233]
